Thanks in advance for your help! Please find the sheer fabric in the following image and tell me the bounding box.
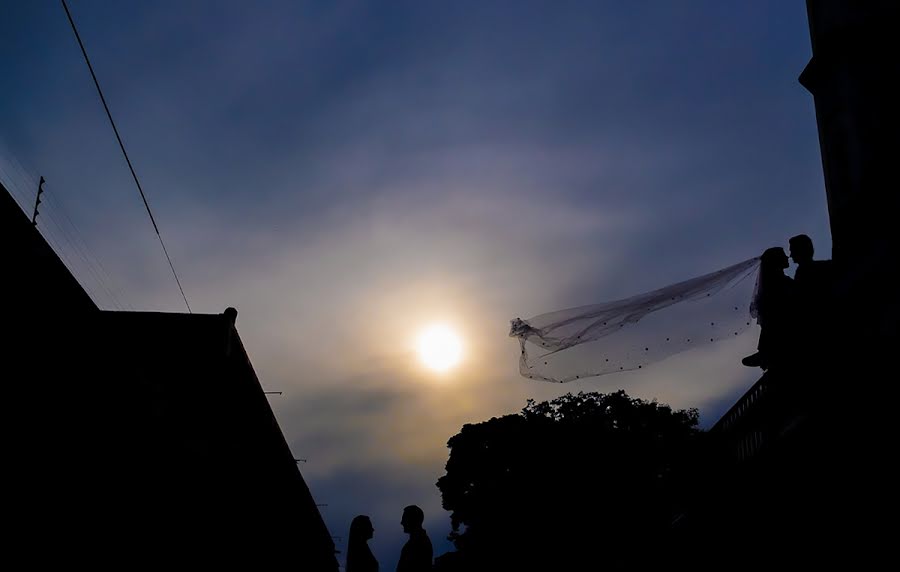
[510,257,761,382]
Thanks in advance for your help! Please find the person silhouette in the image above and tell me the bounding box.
[789,234,835,360]
[396,505,432,572]
[742,247,795,370]
[347,515,378,572]
[789,234,832,284]
[790,234,835,311]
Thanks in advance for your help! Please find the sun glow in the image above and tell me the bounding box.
[416,324,463,372]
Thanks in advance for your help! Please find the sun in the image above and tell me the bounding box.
[416,324,463,372]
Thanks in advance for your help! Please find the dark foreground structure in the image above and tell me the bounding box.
[4,185,338,569]
[672,2,898,569]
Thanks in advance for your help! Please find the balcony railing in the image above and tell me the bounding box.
[710,370,809,463]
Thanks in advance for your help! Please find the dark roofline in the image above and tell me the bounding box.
[2,180,98,312]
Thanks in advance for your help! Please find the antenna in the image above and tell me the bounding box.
[31,176,45,226]
[264,391,283,395]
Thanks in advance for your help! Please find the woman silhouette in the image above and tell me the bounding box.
[346,515,378,572]
[743,247,795,370]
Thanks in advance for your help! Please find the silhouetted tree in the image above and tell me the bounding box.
[436,391,702,571]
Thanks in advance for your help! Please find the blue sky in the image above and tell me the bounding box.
[1,1,829,568]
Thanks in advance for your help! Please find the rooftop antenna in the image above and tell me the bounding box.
[295,458,307,463]
[31,176,45,226]
[264,391,283,395]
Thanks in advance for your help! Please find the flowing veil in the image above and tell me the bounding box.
[510,257,762,383]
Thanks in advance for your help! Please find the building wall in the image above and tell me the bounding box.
[4,183,337,569]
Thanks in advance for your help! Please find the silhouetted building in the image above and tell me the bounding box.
[670,2,897,569]
[4,182,338,569]
[800,0,898,266]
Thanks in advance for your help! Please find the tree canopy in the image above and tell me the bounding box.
[436,391,701,571]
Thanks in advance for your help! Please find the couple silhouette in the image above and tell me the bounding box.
[742,234,834,371]
[347,505,433,572]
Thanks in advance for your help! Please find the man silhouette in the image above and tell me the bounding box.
[789,234,834,358]
[789,234,834,300]
[396,505,432,572]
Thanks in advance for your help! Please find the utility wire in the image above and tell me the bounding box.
[61,0,191,313]
[0,164,107,307]
[1,163,101,307]
[5,157,129,310]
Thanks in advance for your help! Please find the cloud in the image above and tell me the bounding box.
[2,0,831,565]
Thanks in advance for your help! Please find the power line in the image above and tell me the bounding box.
[0,164,104,306]
[42,187,132,310]
[3,155,130,310]
[61,0,191,313]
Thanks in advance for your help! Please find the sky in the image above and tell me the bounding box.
[1,1,830,568]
